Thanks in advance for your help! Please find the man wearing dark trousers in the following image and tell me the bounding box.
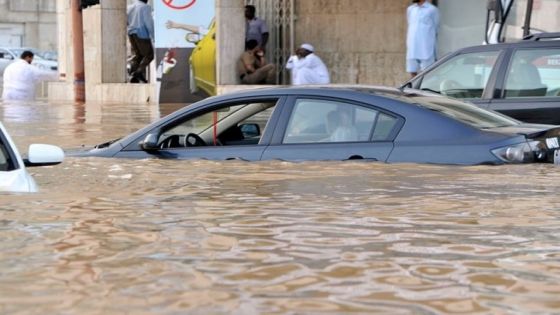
[127,0,154,83]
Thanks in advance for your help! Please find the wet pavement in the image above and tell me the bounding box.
[1,100,560,314]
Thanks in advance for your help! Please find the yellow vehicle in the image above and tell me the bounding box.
[188,19,216,96]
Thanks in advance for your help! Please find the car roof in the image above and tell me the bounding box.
[205,85,444,111]
[450,36,560,54]
[212,84,435,100]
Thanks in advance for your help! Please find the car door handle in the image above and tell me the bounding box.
[346,155,377,161]
[226,157,248,161]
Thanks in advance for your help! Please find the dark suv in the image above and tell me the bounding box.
[402,33,560,125]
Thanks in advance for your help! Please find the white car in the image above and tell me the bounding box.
[0,121,64,193]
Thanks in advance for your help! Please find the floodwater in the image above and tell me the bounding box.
[1,100,560,314]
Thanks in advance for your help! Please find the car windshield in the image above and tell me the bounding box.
[0,131,15,172]
[409,95,520,129]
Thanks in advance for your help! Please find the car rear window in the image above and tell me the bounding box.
[409,95,519,129]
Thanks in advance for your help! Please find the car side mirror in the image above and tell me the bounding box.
[487,0,503,23]
[186,33,201,44]
[24,144,65,167]
[240,123,260,137]
[141,133,160,151]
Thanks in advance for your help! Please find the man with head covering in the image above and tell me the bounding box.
[285,43,330,85]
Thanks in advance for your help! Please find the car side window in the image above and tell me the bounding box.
[419,51,500,99]
[504,49,560,98]
[372,113,398,141]
[158,100,278,148]
[283,99,380,144]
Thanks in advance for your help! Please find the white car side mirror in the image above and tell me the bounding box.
[25,144,65,167]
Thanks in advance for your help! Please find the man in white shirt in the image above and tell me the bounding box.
[286,43,330,85]
[2,50,58,101]
[406,0,439,78]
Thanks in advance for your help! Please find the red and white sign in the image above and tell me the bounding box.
[162,0,196,10]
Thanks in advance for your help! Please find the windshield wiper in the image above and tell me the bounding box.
[420,88,441,94]
[94,138,121,149]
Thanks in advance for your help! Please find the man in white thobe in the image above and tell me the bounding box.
[406,0,439,78]
[286,43,330,85]
[2,50,58,101]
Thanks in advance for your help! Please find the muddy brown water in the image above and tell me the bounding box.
[1,100,560,314]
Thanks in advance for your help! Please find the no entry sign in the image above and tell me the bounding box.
[162,0,196,10]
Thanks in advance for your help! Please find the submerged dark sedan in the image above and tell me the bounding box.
[71,86,560,165]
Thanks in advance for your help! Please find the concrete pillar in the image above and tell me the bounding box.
[56,0,70,83]
[82,1,127,85]
[48,0,76,101]
[216,0,245,86]
[71,0,85,102]
[50,0,155,103]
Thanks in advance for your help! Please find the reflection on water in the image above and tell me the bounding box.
[1,100,560,314]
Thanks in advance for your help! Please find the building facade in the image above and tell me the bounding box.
[49,0,560,103]
[0,0,57,50]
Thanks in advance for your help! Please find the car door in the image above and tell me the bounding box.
[488,47,560,125]
[117,96,285,161]
[261,96,400,162]
[413,49,504,109]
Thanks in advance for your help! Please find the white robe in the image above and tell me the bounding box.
[286,53,330,85]
[2,59,58,101]
[406,2,439,60]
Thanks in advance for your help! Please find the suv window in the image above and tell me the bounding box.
[419,51,500,99]
[504,49,560,98]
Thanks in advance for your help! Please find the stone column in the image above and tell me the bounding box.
[83,1,127,85]
[48,0,75,101]
[216,0,245,86]
[55,0,69,83]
